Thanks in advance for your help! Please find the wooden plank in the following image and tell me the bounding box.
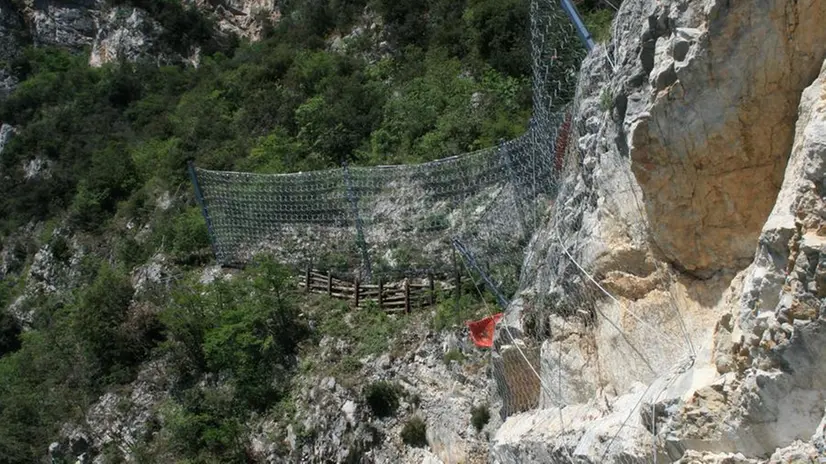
[381,303,407,309]
[408,282,431,289]
[329,291,351,299]
[310,274,348,286]
[311,276,331,285]
[429,273,435,307]
[327,270,332,296]
[305,267,311,294]
[359,291,380,298]
[330,285,354,293]
[310,271,347,286]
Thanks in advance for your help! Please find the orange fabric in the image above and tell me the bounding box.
[467,313,503,348]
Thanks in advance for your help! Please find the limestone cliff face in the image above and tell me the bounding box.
[189,0,279,40]
[0,0,278,75]
[495,0,826,462]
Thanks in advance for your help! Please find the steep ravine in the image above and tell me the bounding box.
[495,0,826,462]
[1,0,825,462]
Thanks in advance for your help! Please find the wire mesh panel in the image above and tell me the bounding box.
[196,168,356,268]
[193,0,586,284]
[187,2,700,460]
[189,0,702,461]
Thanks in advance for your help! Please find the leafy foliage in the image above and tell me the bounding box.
[432,294,488,332]
[0,0,533,236]
[400,415,428,447]
[584,8,614,43]
[0,311,21,357]
[318,299,404,358]
[163,257,308,408]
[154,257,309,460]
[470,403,490,432]
[0,264,159,463]
[0,0,541,461]
[443,348,465,365]
[576,0,617,43]
[364,381,402,418]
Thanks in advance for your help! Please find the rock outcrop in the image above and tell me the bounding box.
[88,7,165,67]
[249,320,493,464]
[0,0,280,80]
[190,0,279,40]
[493,0,826,462]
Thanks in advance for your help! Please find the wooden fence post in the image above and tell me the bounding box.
[428,272,435,307]
[305,266,311,294]
[354,276,360,308]
[455,267,462,303]
[452,249,462,303]
[378,277,384,310]
[327,270,332,296]
[404,278,410,314]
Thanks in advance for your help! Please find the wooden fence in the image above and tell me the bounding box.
[297,268,458,313]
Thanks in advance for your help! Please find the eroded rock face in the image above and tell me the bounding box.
[89,7,163,67]
[27,0,102,49]
[667,54,826,460]
[190,0,279,41]
[623,0,826,276]
[0,0,280,72]
[52,359,171,464]
[246,321,492,464]
[0,0,24,97]
[0,124,15,156]
[495,0,826,462]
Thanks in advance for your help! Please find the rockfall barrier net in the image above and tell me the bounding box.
[190,0,696,461]
[192,0,585,288]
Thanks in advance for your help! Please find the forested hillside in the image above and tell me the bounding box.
[0,0,612,462]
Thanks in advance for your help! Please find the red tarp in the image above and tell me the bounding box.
[466,313,503,348]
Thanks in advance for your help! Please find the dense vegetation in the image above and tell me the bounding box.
[0,0,616,461]
[0,0,539,236]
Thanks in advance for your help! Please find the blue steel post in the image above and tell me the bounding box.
[187,161,221,264]
[560,0,595,51]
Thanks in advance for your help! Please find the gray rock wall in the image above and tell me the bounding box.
[493,0,826,462]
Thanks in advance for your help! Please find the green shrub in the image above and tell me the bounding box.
[599,88,613,112]
[584,8,614,43]
[170,207,211,263]
[364,381,401,418]
[163,257,308,410]
[443,348,464,365]
[432,295,486,332]
[48,234,72,264]
[318,299,403,358]
[0,310,21,356]
[161,391,246,461]
[409,393,421,408]
[114,235,149,270]
[471,404,490,432]
[401,416,427,448]
[71,263,145,385]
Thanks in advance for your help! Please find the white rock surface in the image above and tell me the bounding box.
[493,0,826,462]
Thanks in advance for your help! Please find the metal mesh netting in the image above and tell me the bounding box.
[194,0,585,286]
[191,0,696,461]
[469,84,697,461]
